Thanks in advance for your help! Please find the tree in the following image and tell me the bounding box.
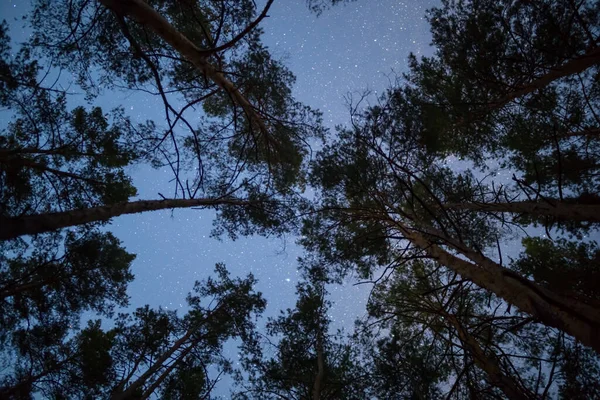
[441,199,600,224]
[408,0,600,159]
[0,0,324,242]
[303,81,600,353]
[360,259,600,399]
[0,197,285,241]
[0,228,136,399]
[301,0,600,356]
[511,237,600,306]
[1,2,319,397]
[0,22,147,220]
[0,40,295,241]
[0,264,266,399]
[0,0,328,244]
[6,0,600,396]
[236,270,370,400]
[556,339,600,399]
[401,0,600,210]
[0,230,134,336]
[29,0,323,204]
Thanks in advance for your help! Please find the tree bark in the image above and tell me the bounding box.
[0,198,254,241]
[97,0,274,147]
[394,220,600,354]
[443,312,535,400]
[444,200,600,222]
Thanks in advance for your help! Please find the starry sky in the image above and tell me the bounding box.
[116,0,438,326]
[1,0,438,389]
[2,0,439,323]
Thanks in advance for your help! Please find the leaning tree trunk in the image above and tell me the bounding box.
[444,200,600,222]
[0,278,57,299]
[139,344,195,399]
[392,219,600,354]
[111,327,196,400]
[482,46,600,115]
[97,0,275,148]
[112,303,226,400]
[0,198,253,241]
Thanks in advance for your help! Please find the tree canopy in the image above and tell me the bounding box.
[1,0,600,398]
[236,269,370,400]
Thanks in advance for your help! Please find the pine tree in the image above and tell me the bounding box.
[29,0,324,204]
[0,264,266,399]
[303,0,600,354]
[236,270,370,399]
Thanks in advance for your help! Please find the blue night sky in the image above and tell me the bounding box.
[1,0,438,323]
[1,0,438,390]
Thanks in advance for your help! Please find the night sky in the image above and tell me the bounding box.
[2,0,438,391]
[1,0,438,322]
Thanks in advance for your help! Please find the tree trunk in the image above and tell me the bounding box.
[1,156,105,185]
[0,198,253,241]
[312,330,325,400]
[111,327,196,400]
[0,147,98,160]
[444,200,600,222]
[0,278,56,299]
[140,344,195,399]
[561,127,600,139]
[443,312,535,400]
[111,303,225,399]
[483,46,600,115]
[394,220,600,354]
[97,0,274,148]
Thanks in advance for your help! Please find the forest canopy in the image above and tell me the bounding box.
[1,0,599,399]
